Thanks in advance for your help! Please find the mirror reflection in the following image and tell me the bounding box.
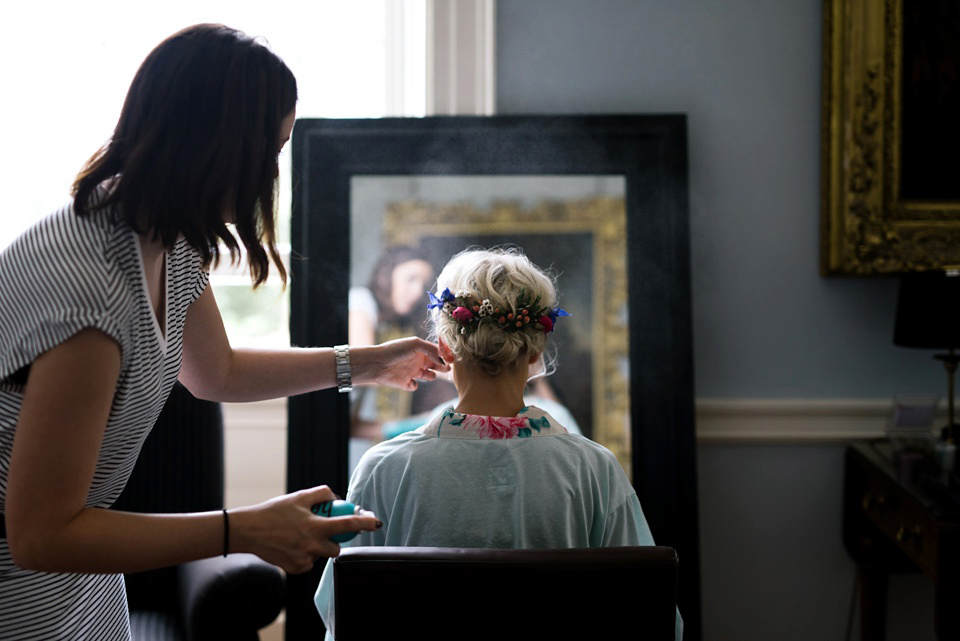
[346,175,631,476]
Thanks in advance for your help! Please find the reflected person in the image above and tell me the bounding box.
[348,245,437,441]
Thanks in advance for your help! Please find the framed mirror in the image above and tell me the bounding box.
[347,177,628,470]
[287,115,700,640]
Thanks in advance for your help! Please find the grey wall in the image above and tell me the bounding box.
[497,0,941,399]
[496,2,938,640]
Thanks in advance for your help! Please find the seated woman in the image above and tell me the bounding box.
[315,247,682,639]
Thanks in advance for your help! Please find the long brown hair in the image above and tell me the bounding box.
[369,245,431,326]
[72,23,296,287]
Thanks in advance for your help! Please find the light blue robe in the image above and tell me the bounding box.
[315,405,682,640]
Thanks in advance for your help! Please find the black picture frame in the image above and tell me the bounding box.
[287,115,700,640]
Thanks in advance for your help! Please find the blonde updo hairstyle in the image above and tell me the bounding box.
[430,247,559,378]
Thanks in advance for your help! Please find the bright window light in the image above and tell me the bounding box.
[0,1,426,347]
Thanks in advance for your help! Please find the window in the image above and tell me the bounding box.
[2,1,494,515]
[208,3,427,347]
[1,1,427,347]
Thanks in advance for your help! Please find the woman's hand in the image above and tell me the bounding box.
[181,288,450,401]
[230,486,381,574]
[351,337,450,391]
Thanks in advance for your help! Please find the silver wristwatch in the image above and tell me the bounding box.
[334,344,352,393]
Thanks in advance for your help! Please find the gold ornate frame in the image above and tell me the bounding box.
[382,196,632,473]
[821,0,960,275]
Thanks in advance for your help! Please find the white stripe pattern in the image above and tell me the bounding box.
[0,200,208,640]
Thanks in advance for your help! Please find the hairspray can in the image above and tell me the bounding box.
[311,500,363,542]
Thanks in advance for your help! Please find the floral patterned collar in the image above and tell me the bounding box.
[419,405,569,440]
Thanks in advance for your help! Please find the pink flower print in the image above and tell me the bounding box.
[460,414,529,439]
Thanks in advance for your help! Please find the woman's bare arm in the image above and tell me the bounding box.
[178,286,447,402]
[5,328,377,574]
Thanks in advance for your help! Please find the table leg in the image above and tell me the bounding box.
[859,566,888,641]
[934,574,960,641]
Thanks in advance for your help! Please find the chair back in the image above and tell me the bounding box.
[113,382,224,514]
[111,382,224,614]
[109,383,284,641]
[333,545,678,640]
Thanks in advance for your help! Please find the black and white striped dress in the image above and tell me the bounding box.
[0,201,208,639]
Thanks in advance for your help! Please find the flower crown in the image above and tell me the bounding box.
[427,287,570,335]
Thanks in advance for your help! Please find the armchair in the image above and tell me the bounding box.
[332,545,679,640]
[111,383,285,641]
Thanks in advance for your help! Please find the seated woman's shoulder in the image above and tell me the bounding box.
[354,429,430,473]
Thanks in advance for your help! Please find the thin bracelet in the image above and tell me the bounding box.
[222,509,229,557]
[334,344,352,393]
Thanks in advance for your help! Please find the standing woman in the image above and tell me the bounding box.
[0,24,445,639]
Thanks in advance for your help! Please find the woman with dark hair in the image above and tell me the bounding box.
[0,24,444,639]
[350,245,434,345]
[349,246,438,441]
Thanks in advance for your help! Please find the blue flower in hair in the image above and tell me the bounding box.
[427,288,456,310]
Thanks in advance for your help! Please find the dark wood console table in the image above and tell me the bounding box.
[844,440,960,640]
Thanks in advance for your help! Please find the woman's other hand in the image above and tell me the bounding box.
[352,337,450,391]
[230,486,381,575]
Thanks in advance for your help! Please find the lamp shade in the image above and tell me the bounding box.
[893,271,960,349]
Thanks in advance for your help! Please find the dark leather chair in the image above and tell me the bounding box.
[111,383,285,641]
[332,546,678,640]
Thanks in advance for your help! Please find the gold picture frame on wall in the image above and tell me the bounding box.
[381,195,631,474]
[821,0,960,275]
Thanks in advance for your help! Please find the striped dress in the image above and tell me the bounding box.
[0,201,208,639]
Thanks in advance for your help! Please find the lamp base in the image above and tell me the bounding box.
[940,423,958,444]
[935,439,956,478]
[920,470,960,509]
